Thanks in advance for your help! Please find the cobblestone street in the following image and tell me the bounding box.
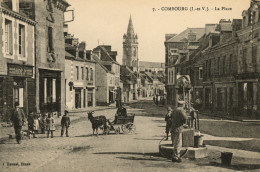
[1,100,260,172]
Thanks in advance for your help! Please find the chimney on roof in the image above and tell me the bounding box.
[232,19,242,37]
[86,50,92,61]
[12,0,19,12]
[79,41,86,60]
[76,47,79,58]
[205,24,217,34]
[92,48,101,59]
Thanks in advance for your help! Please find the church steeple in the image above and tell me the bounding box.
[127,15,135,36]
[123,15,139,72]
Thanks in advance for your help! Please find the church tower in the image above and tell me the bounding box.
[123,16,139,72]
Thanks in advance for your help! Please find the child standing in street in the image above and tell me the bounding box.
[33,113,40,136]
[39,114,47,134]
[28,111,36,138]
[46,113,55,138]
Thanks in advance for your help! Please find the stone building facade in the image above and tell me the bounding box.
[64,34,96,111]
[164,26,216,106]
[180,1,260,119]
[32,0,70,116]
[93,45,121,105]
[0,0,36,120]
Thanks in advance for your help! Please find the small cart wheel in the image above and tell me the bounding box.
[125,122,136,134]
[104,127,110,135]
[121,124,127,134]
[115,127,120,134]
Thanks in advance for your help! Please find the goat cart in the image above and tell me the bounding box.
[107,113,136,134]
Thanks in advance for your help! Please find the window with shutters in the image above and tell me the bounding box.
[19,24,25,57]
[208,59,211,77]
[218,57,221,75]
[5,19,13,55]
[81,67,84,80]
[90,68,93,81]
[229,54,233,73]
[76,66,79,80]
[253,46,257,69]
[199,67,203,79]
[223,56,226,74]
[242,48,247,71]
[86,67,89,80]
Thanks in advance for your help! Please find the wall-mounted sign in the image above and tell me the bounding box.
[8,64,33,77]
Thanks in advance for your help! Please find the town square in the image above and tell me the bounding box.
[0,0,260,171]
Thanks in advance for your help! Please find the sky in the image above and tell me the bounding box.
[65,0,250,64]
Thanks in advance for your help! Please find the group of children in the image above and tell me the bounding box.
[27,110,70,139]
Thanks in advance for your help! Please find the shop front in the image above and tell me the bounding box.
[39,69,61,115]
[0,64,34,121]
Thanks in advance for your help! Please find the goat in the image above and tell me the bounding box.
[87,111,108,136]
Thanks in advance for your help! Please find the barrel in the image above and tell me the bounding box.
[221,152,233,166]
[194,135,204,148]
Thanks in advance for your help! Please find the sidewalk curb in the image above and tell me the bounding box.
[67,106,116,113]
[199,113,260,122]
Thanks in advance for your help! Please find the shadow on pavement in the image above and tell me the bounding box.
[200,120,260,138]
[75,134,95,138]
[93,151,163,160]
[204,139,260,152]
[125,100,167,118]
[134,138,162,141]
[197,161,260,171]
[152,119,165,123]
[75,133,125,138]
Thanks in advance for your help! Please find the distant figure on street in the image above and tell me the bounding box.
[165,107,172,140]
[116,106,127,117]
[171,100,187,163]
[10,102,26,144]
[61,110,70,137]
[28,111,37,138]
[39,113,47,134]
[46,113,55,138]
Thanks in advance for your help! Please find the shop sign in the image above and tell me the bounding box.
[8,64,33,77]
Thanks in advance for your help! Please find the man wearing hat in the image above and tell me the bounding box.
[10,102,26,144]
[61,110,70,137]
[171,100,187,162]
[165,107,173,140]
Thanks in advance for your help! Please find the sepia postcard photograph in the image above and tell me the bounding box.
[0,0,260,171]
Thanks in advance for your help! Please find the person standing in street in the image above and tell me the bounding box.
[10,102,26,144]
[61,110,70,137]
[165,107,172,140]
[28,111,36,138]
[39,113,47,134]
[171,100,187,163]
[46,113,55,138]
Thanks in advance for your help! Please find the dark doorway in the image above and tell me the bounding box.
[205,88,211,110]
[217,88,222,110]
[88,91,93,107]
[75,89,81,109]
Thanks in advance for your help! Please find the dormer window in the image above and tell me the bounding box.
[188,33,196,41]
